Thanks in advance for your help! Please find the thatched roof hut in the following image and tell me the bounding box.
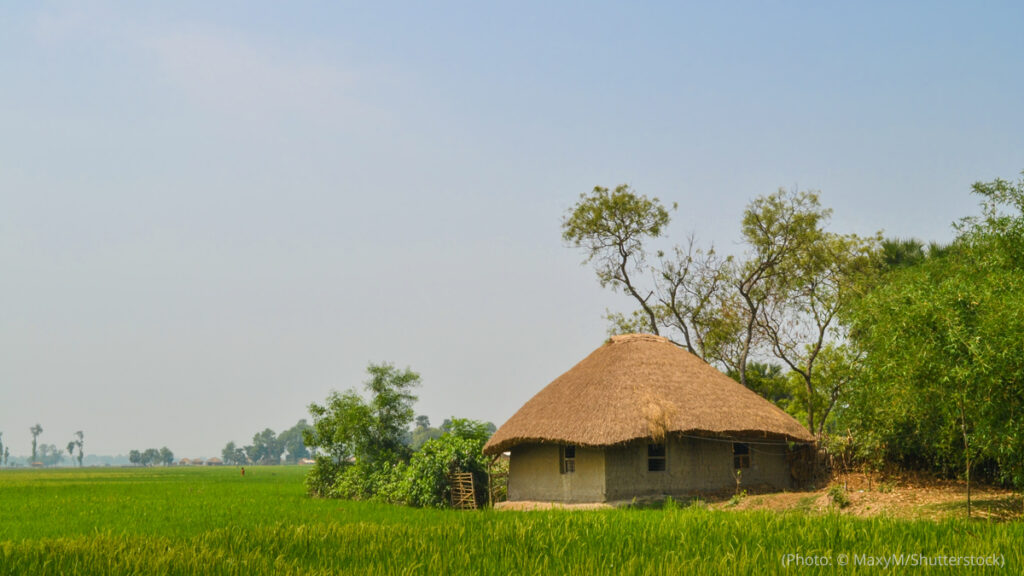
[485,334,814,503]
[485,334,813,455]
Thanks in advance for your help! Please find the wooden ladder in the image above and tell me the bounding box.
[450,472,477,510]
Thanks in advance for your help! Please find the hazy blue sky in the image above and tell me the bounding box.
[3,2,1022,458]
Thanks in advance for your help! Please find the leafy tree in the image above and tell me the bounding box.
[734,189,834,389]
[2,446,7,467]
[159,447,174,466]
[563,185,674,335]
[38,444,62,467]
[249,428,285,464]
[232,443,249,465]
[279,420,313,463]
[362,363,421,465]
[30,424,42,463]
[306,390,370,468]
[67,431,84,467]
[221,441,233,464]
[844,173,1024,512]
[880,237,926,269]
[411,415,443,450]
[76,431,84,467]
[728,362,793,410]
[440,418,496,438]
[222,441,248,465]
[304,362,421,498]
[142,448,160,467]
[129,450,141,466]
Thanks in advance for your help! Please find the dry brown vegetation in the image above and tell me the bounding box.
[716,472,1023,521]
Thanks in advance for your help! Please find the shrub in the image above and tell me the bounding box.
[329,462,404,502]
[728,490,747,507]
[305,457,342,498]
[402,433,488,508]
[370,462,408,504]
[305,414,494,508]
[828,484,851,509]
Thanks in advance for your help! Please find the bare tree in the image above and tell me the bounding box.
[653,236,735,360]
[563,185,673,335]
[749,202,877,435]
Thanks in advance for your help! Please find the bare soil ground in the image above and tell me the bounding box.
[716,472,1023,521]
[496,472,1023,520]
[495,501,613,511]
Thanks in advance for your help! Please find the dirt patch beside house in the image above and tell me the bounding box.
[494,472,1022,520]
[715,472,1022,521]
[494,501,613,511]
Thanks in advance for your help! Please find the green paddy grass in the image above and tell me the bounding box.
[1,466,1021,575]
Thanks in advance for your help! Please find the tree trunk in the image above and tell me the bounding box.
[618,258,659,336]
[959,400,971,519]
[805,375,815,436]
[738,310,756,387]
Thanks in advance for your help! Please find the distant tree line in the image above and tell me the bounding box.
[221,420,312,465]
[1,425,84,467]
[36,444,64,467]
[0,432,9,466]
[128,447,175,467]
[411,416,496,451]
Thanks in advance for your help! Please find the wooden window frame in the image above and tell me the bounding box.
[733,442,750,469]
[647,443,666,472]
[560,445,576,474]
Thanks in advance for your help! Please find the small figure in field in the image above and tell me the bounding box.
[241,467,245,477]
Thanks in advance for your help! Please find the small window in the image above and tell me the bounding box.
[560,445,576,474]
[733,443,750,469]
[647,443,666,472]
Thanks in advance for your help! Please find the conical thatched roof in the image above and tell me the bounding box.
[484,334,814,455]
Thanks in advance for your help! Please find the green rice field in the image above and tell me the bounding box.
[1,466,1020,575]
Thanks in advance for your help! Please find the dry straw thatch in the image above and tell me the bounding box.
[484,334,815,455]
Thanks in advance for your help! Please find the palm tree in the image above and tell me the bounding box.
[74,431,84,467]
[880,237,925,269]
[30,424,43,463]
